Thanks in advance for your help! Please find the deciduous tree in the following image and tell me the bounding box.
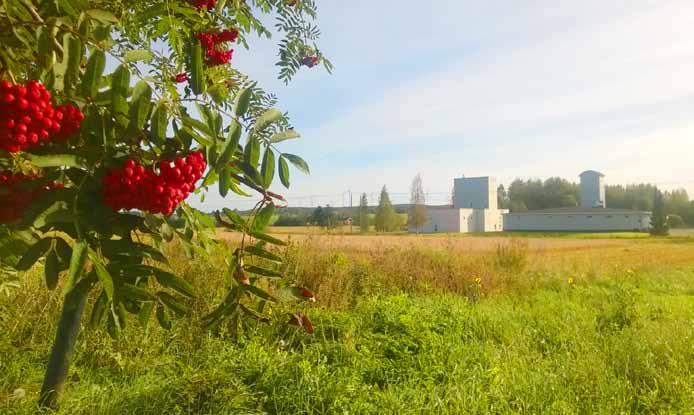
[359,192,369,233]
[408,173,427,233]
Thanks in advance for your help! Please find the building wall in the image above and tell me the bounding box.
[416,208,462,233]
[454,177,497,210]
[412,208,507,233]
[481,209,508,232]
[504,212,651,232]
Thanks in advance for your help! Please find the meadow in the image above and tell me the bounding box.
[1,231,694,414]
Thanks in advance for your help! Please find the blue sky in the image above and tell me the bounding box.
[195,0,694,210]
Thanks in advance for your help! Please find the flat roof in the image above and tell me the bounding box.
[506,207,650,215]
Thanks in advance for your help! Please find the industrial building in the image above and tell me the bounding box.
[411,176,507,233]
[503,170,651,232]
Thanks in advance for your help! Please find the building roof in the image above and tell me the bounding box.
[506,207,650,215]
[579,170,605,178]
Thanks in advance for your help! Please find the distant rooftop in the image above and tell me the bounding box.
[579,170,605,177]
[507,207,650,215]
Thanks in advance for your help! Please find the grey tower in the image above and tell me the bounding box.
[453,177,498,210]
[579,170,606,208]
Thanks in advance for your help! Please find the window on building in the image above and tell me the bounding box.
[587,215,593,219]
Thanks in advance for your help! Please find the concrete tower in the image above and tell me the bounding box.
[579,170,606,208]
[454,176,497,209]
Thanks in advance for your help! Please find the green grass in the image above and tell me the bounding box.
[2,262,694,414]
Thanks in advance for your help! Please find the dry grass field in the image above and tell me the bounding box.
[3,230,694,413]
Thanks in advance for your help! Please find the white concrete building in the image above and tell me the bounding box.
[411,176,507,233]
[503,170,652,232]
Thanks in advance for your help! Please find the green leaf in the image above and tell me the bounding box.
[154,270,195,299]
[124,50,153,63]
[249,231,286,246]
[156,304,172,330]
[240,161,264,187]
[278,156,290,188]
[81,49,106,98]
[181,125,212,147]
[111,65,131,128]
[235,88,252,117]
[157,292,190,317]
[218,166,230,198]
[64,241,88,295]
[244,285,276,302]
[90,252,114,300]
[189,39,205,95]
[269,130,300,143]
[260,148,275,189]
[138,301,155,327]
[282,153,310,174]
[253,108,283,133]
[121,283,156,302]
[112,301,127,331]
[16,238,52,271]
[252,203,275,232]
[244,245,282,262]
[100,240,168,264]
[89,290,108,328]
[37,27,56,70]
[107,308,120,338]
[150,102,168,144]
[85,9,118,24]
[244,136,261,168]
[56,0,78,16]
[216,120,241,169]
[26,200,70,230]
[222,208,246,228]
[244,265,283,279]
[45,249,60,290]
[182,115,214,138]
[128,80,153,131]
[25,153,88,169]
[64,34,83,92]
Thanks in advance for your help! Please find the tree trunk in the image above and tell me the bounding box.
[39,279,92,409]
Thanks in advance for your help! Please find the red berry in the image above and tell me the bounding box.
[173,73,189,83]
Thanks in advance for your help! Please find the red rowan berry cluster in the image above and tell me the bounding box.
[0,171,64,223]
[173,73,189,83]
[191,0,216,10]
[0,80,84,153]
[197,29,239,66]
[301,55,319,68]
[103,151,206,215]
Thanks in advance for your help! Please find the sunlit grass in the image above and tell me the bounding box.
[2,233,693,413]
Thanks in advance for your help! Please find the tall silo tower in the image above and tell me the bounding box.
[579,170,606,208]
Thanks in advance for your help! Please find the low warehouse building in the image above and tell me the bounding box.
[503,170,652,232]
[503,207,651,232]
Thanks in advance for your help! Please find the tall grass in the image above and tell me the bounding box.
[1,235,694,413]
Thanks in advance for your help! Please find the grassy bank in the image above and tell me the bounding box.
[1,235,693,413]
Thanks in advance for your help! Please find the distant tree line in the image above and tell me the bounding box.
[501,178,694,226]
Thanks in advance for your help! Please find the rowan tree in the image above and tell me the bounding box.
[0,0,329,408]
